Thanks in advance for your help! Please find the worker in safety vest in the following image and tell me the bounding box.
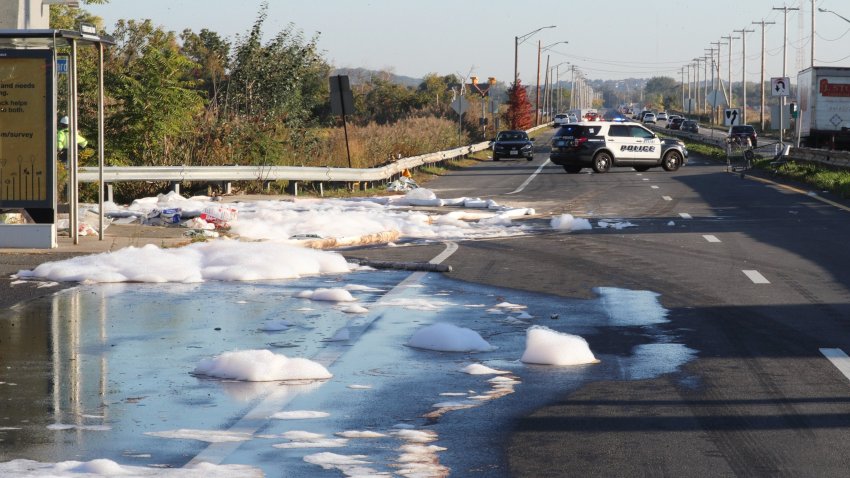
[57,116,88,163]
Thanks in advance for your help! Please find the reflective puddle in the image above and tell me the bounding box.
[0,271,696,476]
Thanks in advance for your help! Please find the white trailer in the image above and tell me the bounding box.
[797,67,850,149]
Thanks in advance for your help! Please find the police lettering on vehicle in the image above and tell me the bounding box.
[619,145,656,152]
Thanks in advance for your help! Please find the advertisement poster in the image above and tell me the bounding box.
[0,50,53,208]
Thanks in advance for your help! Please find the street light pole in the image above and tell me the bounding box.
[514,25,556,85]
[536,40,568,125]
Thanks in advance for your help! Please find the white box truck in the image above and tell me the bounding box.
[797,67,850,149]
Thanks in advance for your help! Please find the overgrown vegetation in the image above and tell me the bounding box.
[53,1,517,201]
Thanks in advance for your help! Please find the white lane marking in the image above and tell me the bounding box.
[651,185,659,189]
[662,196,672,201]
[187,242,460,466]
[642,178,649,181]
[506,158,551,195]
[742,270,770,284]
[679,213,692,219]
[703,235,721,243]
[820,348,850,383]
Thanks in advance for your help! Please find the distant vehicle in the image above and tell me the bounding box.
[728,124,757,148]
[568,113,579,123]
[657,112,668,121]
[643,113,657,124]
[491,130,534,161]
[681,120,700,133]
[554,114,570,127]
[549,121,688,173]
[667,117,685,130]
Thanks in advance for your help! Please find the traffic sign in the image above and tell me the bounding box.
[707,91,728,108]
[56,56,68,74]
[771,76,790,97]
[450,97,467,115]
[724,108,741,126]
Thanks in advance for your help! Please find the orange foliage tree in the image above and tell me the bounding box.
[504,80,534,130]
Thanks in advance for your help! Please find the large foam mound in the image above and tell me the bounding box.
[520,326,597,365]
[407,323,494,352]
[194,349,332,382]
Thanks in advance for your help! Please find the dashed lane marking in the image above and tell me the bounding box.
[651,185,659,189]
[742,269,770,284]
[703,235,721,243]
[662,196,672,201]
[821,349,850,383]
[679,213,693,219]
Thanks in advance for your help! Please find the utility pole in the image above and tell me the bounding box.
[681,66,685,113]
[722,34,739,108]
[705,48,716,124]
[753,20,775,131]
[774,5,799,142]
[693,58,702,116]
[703,54,710,114]
[734,27,754,124]
[711,40,728,123]
[536,40,541,125]
[682,63,691,119]
[811,0,816,67]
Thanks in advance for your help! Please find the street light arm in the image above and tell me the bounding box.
[517,25,556,45]
[819,7,850,25]
[541,40,569,51]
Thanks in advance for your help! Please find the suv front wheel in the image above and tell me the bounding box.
[662,150,682,172]
[592,152,612,173]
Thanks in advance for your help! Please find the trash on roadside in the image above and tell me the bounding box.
[183,217,215,230]
[200,206,238,229]
[160,208,182,224]
[387,176,418,192]
[290,233,323,240]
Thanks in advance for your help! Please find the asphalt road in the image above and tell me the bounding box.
[413,129,850,477]
[5,126,850,476]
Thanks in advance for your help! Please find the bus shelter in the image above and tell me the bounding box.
[0,27,112,248]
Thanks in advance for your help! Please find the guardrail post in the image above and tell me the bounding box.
[170,182,180,195]
[223,182,232,195]
[105,183,114,203]
[264,181,272,192]
[319,182,324,197]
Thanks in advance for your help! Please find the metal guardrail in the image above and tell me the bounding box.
[76,142,492,184]
[76,123,553,186]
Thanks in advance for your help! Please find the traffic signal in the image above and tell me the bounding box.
[789,102,798,119]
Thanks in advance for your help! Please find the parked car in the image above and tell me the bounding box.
[657,112,668,121]
[728,124,758,148]
[492,130,534,161]
[549,122,688,173]
[643,113,657,124]
[667,117,685,130]
[554,114,569,127]
[681,120,700,133]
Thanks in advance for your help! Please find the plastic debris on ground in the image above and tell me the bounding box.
[386,176,419,192]
[201,206,238,229]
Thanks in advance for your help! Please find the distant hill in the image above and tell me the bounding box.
[332,68,423,88]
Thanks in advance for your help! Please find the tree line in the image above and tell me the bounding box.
[55,1,515,198]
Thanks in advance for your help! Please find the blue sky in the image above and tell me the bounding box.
[88,0,850,84]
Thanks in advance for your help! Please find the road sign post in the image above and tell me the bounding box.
[329,75,354,168]
[771,76,791,144]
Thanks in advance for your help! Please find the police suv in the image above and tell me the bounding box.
[549,121,688,173]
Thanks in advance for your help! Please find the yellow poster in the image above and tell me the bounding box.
[0,52,51,206]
